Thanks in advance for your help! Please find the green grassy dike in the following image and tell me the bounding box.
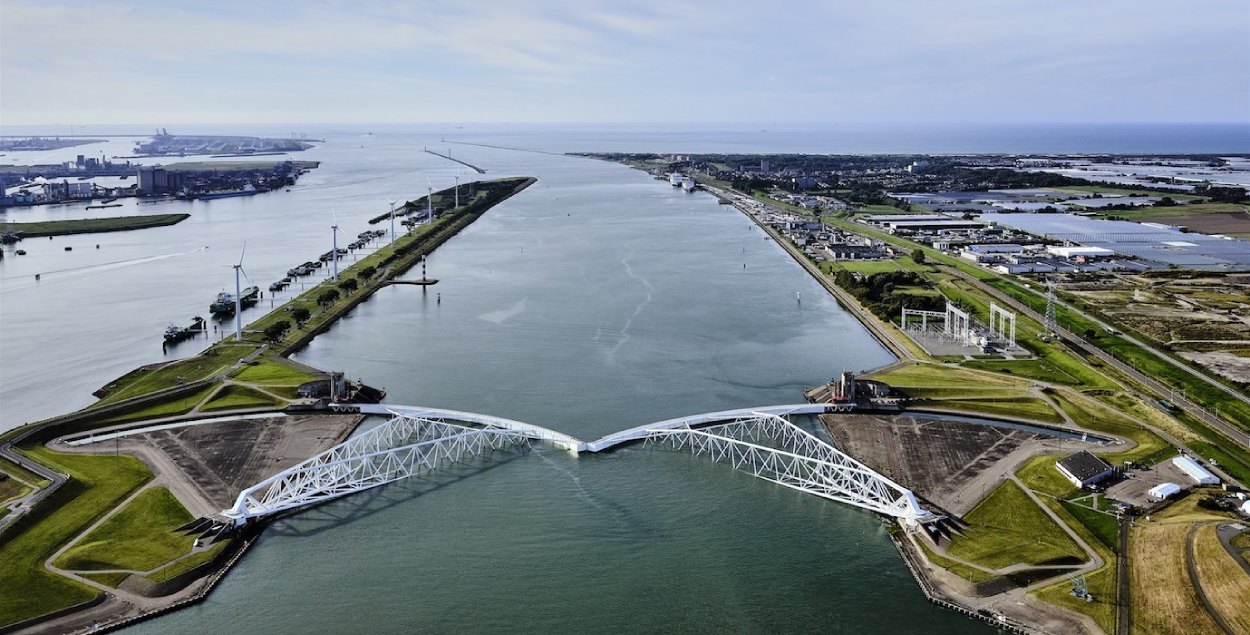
[7,214,190,238]
[0,176,536,630]
[0,448,151,626]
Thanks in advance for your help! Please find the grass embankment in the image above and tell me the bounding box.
[1192,523,1250,633]
[200,385,284,412]
[0,477,29,505]
[1130,515,1223,634]
[54,487,194,572]
[0,448,150,629]
[871,363,1067,423]
[230,359,318,385]
[946,480,1084,569]
[0,458,50,488]
[146,541,230,583]
[94,352,241,405]
[8,214,189,238]
[914,537,996,583]
[97,385,218,424]
[1058,500,1118,551]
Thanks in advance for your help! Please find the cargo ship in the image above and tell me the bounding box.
[210,286,259,315]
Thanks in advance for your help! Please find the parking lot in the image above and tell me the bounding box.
[1105,459,1198,508]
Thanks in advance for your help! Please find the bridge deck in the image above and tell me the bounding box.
[353,404,584,451]
[224,402,933,524]
[581,403,833,452]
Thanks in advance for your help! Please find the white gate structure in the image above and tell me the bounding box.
[221,410,556,525]
[633,412,929,524]
[220,404,932,527]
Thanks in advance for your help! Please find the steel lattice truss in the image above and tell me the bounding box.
[222,414,529,524]
[643,414,930,523]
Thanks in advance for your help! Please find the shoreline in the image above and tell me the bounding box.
[3,213,190,239]
[697,182,913,363]
[0,177,537,634]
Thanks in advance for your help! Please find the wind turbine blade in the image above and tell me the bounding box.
[238,242,247,266]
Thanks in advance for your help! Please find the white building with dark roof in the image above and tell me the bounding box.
[1056,451,1115,489]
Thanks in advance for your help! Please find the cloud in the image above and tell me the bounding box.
[2,0,1246,125]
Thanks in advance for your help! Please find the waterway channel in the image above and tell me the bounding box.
[80,138,992,633]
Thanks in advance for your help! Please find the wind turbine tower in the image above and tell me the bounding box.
[331,219,340,282]
[388,201,397,249]
[426,180,434,221]
[454,176,459,208]
[232,245,248,340]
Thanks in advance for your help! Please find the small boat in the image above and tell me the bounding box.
[209,286,259,315]
[164,316,206,343]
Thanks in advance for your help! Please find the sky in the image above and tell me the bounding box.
[2,0,1248,126]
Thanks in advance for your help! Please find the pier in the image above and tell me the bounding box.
[424,148,486,174]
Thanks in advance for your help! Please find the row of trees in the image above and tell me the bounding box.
[832,270,945,321]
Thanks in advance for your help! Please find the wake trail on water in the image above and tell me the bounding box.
[608,251,654,359]
[537,451,604,511]
[0,246,209,289]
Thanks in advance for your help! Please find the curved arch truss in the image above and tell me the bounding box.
[641,413,929,523]
[223,413,533,524]
[221,405,931,526]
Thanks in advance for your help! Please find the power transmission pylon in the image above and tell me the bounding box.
[1045,278,1058,336]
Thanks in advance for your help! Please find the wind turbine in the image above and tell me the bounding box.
[454,175,460,208]
[388,200,397,249]
[231,244,250,340]
[330,211,340,282]
[425,177,434,221]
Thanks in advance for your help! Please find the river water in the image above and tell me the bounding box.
[18,123,1228,632]
[9,122,1234,631]
[83,140,992,634]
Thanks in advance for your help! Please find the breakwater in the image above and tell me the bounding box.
[423,148,485,174]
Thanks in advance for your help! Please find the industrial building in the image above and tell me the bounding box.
[1148,482,1181,500]
[1172,455,1220,485]
[863,214,986,234]
[1046,245,1116,259]
[978,212,1250,271]
[1056,451,1115,489]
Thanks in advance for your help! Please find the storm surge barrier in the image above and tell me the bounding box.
[219,403,932,527]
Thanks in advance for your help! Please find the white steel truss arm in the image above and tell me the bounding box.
[644,414,930,523]
[222,415,528,524]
